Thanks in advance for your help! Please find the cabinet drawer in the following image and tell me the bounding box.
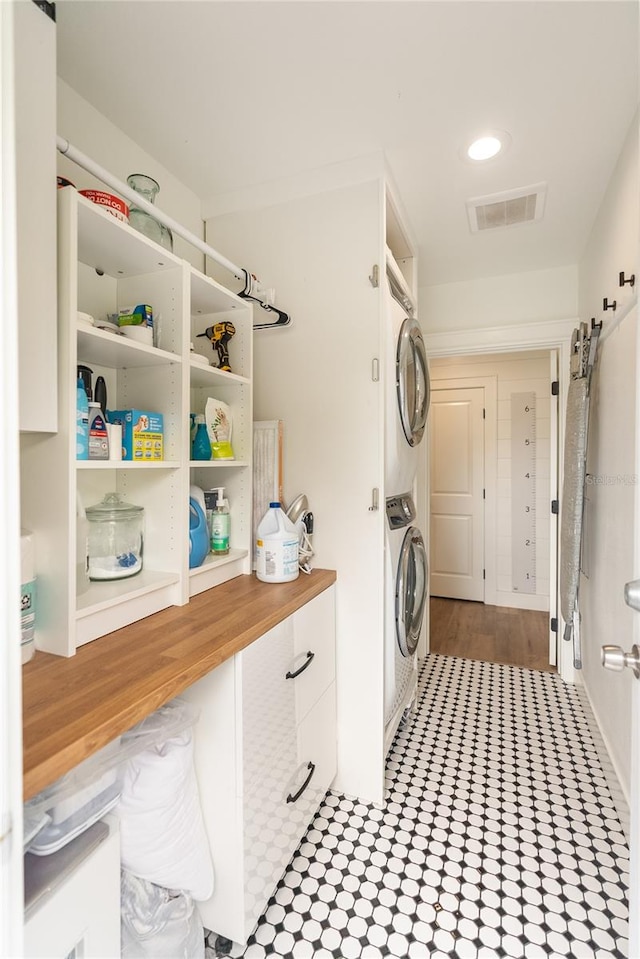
[241,728,302,940]
[296,681,337,816]
[291,586,336,721]
[241,617,295,793]
[242,680,337,942]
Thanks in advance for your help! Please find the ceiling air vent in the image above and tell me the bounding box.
[466,182,547,234]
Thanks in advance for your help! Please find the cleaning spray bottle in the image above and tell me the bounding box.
[211,487,230,555]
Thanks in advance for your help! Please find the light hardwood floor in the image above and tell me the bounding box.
[429,596,555,672]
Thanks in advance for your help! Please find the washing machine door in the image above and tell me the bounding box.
[396,526,428,657]
[396,317,430,447]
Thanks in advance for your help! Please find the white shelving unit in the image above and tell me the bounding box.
[20,188,253,656]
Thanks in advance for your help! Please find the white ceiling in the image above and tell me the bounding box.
[56,0,639,288]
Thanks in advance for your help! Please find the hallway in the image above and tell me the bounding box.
[430,597,553,673]
[220,653,629,958]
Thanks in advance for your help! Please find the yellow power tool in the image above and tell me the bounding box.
[197,321,236,372]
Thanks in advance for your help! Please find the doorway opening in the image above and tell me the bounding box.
[430,597,554,671]
[426,348,560,671]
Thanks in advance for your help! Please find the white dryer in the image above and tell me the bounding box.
[384,492,428,753]
[384,253,430,494]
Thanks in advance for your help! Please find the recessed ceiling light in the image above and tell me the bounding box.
[468,136,502,161]
[462,130,511,163]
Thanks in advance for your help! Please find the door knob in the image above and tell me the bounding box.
[625,579,640,612]
[601,644,640,678]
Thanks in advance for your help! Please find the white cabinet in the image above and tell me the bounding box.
[182,585,336,947]
[19,188,252,656]
[13,0,58,433]
[23,819,120,959]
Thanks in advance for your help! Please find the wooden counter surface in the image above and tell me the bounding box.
[22,569,336,801]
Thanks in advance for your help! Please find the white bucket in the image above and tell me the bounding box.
[256,502,299,583]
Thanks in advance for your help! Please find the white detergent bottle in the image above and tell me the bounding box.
[256,502,300,583]
[20,529,36,664]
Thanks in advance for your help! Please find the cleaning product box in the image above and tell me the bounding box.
[109,409,164,461]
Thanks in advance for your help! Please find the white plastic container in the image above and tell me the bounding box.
[256,502,300,583]
[20,529,36,664]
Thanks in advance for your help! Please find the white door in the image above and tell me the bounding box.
[429,387,485,601]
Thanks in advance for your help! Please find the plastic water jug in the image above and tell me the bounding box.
[256,502,299,583]
[189,497,209,569]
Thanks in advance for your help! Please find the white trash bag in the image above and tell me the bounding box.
[117,699,214,901]
[121,869,204,959]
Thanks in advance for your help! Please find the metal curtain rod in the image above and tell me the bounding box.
[56,136,291,328]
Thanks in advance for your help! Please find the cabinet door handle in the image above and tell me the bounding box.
[287,761,316,803]
[285,650,315,679]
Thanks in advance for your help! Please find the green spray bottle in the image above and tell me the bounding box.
[211,487,230,555]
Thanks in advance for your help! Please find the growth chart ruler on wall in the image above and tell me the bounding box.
[511,392,537,594]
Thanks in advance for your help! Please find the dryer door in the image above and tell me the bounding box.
[396,317,430,447]
[396,526,428,657]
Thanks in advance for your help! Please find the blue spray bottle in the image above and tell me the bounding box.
[76,376,89,460]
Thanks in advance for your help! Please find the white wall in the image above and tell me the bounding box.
[578,113,639,322]
[420,265,578,335]
[576,114,639,822]
[57,80,204,270]
[207,180,390,804]
[430,352,552,613]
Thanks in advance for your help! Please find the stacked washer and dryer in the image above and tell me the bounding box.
[383,250,430,754]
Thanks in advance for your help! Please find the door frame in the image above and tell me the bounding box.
[429,377,498,607]
[1,2,25,953]
[424,317,575,680]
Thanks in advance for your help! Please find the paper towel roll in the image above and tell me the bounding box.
[107,423,123,461]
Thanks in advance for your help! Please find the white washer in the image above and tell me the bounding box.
[383,493,428,753]
[383,258,430,494]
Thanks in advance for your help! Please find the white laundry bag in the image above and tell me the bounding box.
[116,700,214,902]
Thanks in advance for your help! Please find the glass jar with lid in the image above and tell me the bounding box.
[86,492,144,581]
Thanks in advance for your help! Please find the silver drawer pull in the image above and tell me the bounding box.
[285,650,314,679]
[287,761,316,803]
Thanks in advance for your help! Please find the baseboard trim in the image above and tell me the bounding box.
[575,678,630,844]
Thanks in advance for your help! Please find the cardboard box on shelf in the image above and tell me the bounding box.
[109,410,164,461]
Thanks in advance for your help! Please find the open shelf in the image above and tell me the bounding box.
[18,186,253,657]
[77,326,181,369]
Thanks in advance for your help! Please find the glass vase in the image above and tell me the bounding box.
[126,174,173,252]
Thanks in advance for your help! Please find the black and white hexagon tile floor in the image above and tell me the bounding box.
[208,654,629,959]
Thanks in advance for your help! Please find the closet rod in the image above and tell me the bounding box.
[56,135,291,327]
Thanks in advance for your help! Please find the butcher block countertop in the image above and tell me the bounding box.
[22,569,337,801]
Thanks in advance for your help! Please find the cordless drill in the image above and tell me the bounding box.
[197,322,236,372]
